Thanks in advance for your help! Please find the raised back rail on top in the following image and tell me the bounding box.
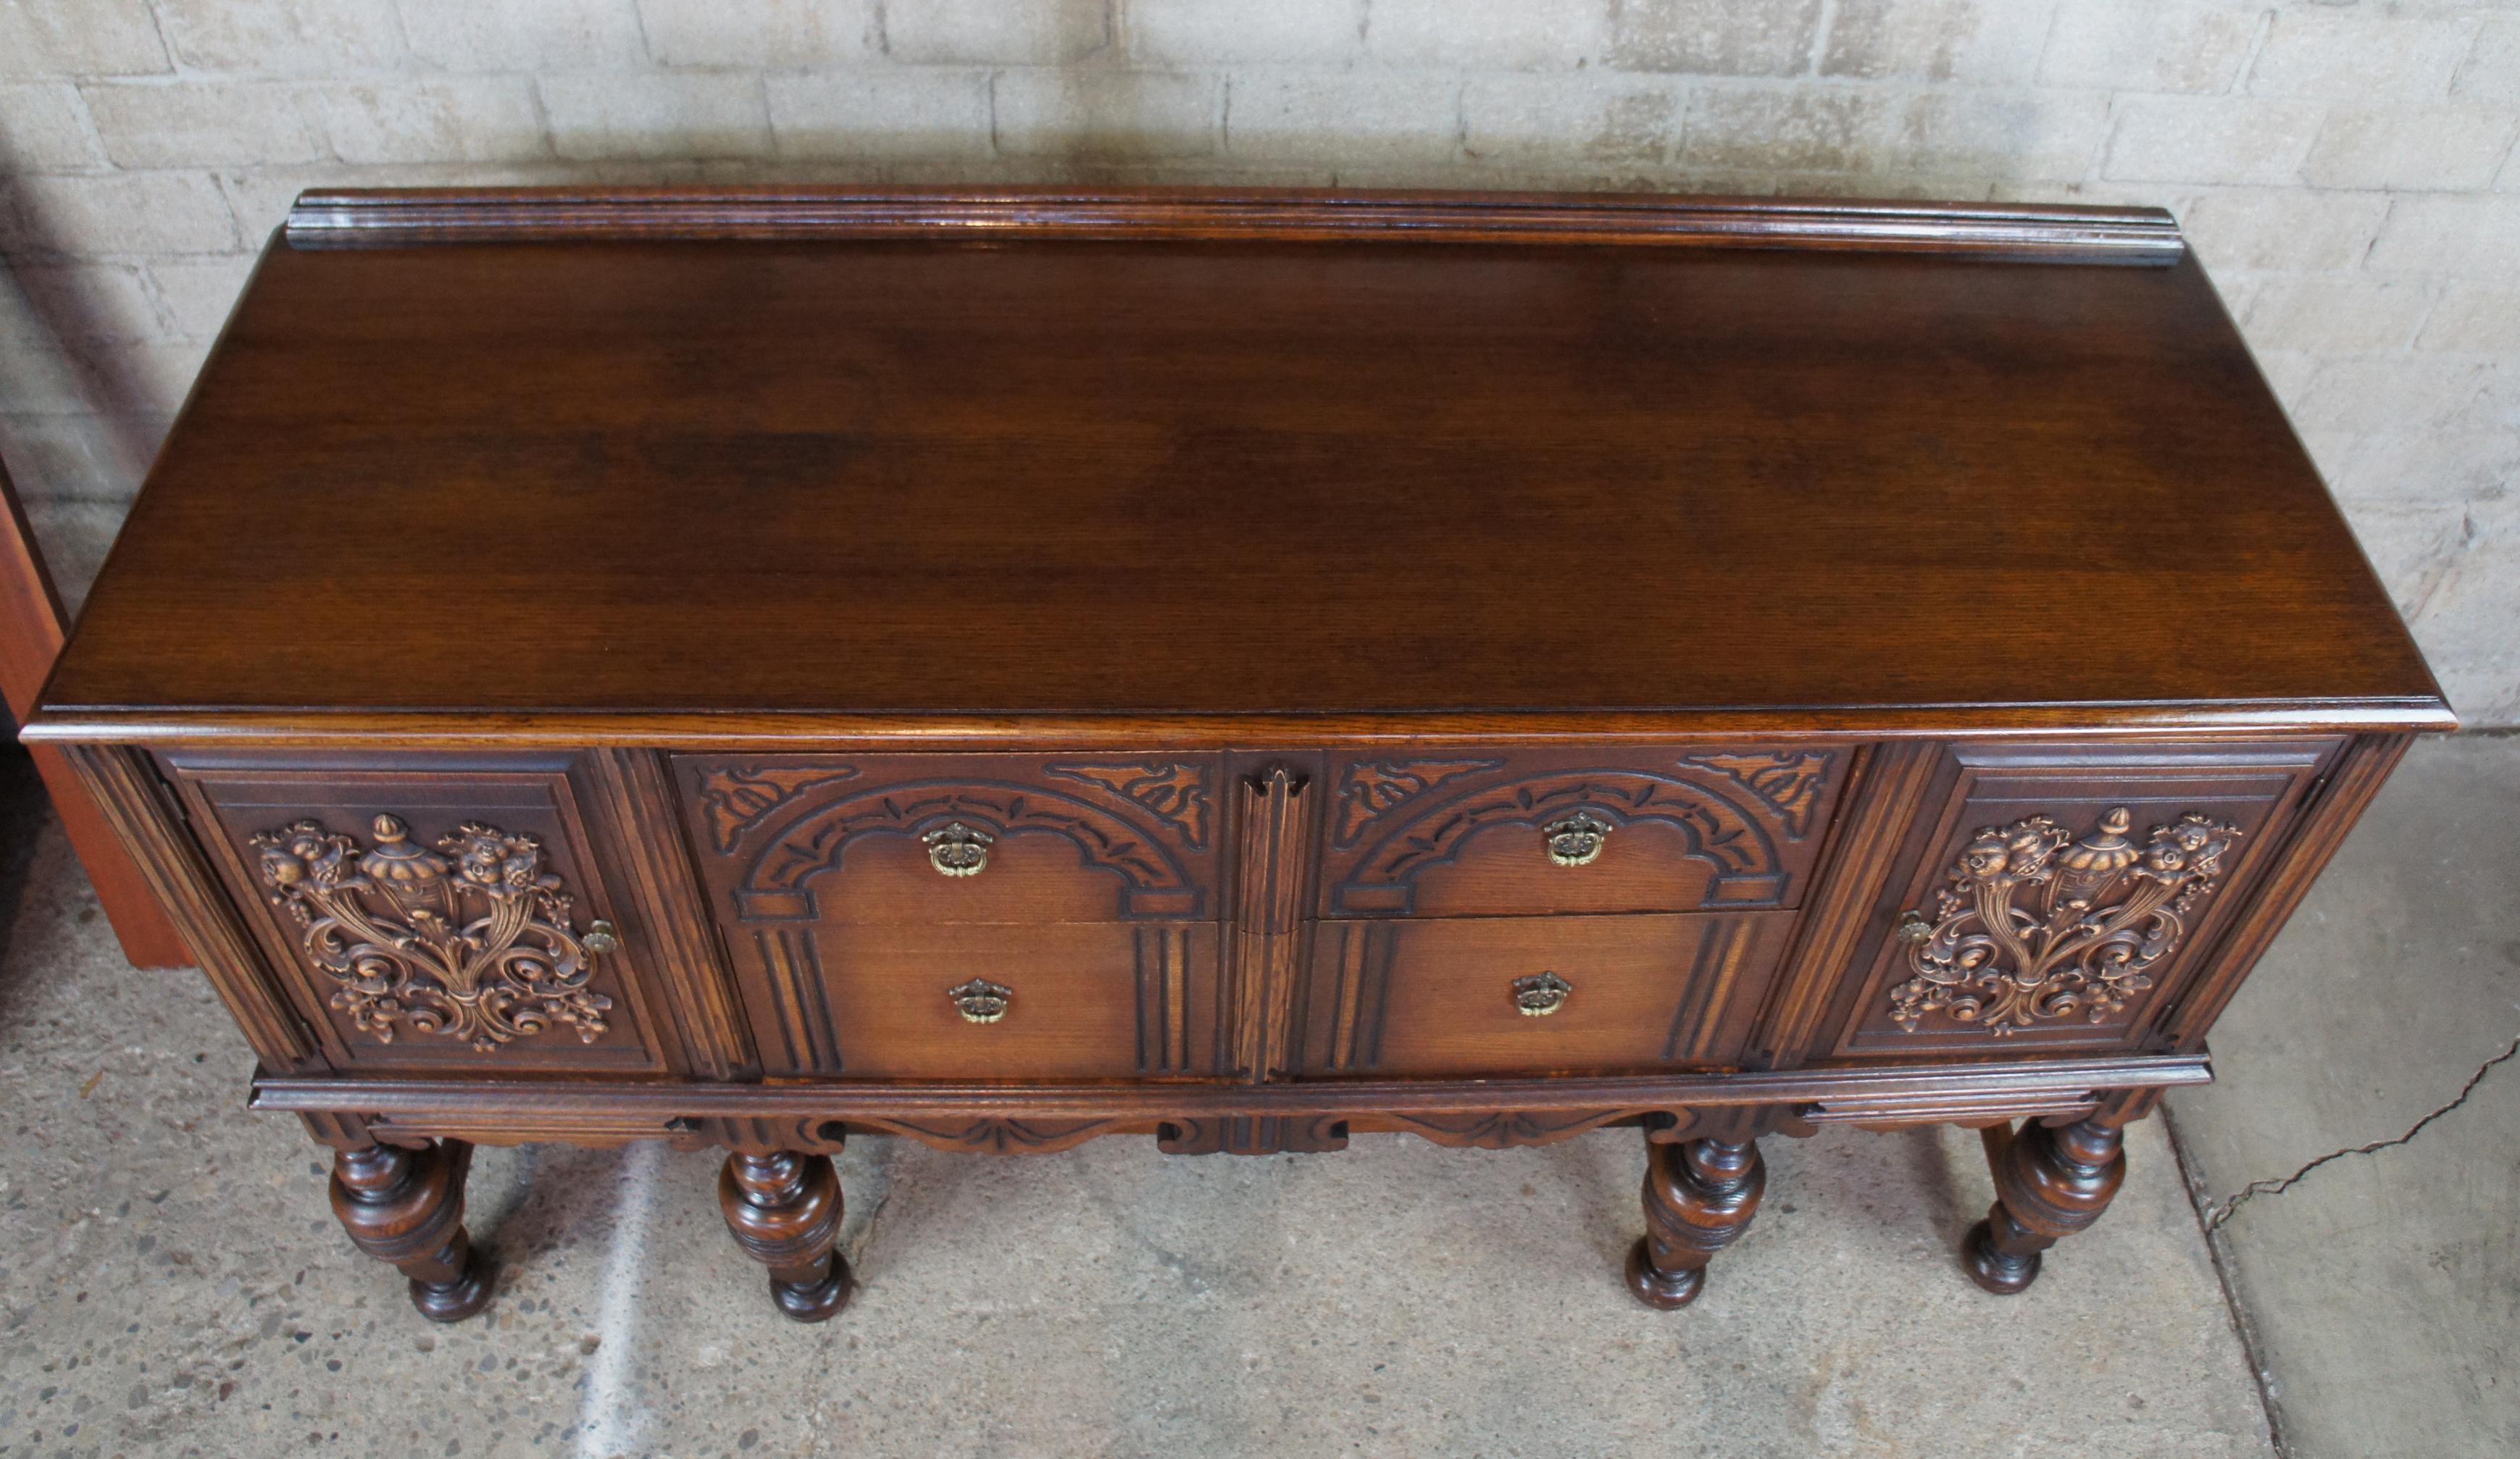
[285,185,2186,264]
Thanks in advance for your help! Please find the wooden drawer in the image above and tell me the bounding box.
[1319,748,1846,918]
[673,753,1222,923]
[162,753,669,1077]
[1824,739,2340,1058]
[734,921,1220,1079]
[1296,911,1795,1077]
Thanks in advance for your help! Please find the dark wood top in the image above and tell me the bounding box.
[33,188,2450,742]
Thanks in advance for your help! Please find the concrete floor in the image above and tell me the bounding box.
[0,736,2508,1459]
[2164,732,2520,1458]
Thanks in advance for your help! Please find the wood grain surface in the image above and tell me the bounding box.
[34,188,2445,735]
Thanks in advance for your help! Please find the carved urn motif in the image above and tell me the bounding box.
[1888,807,2240,1036]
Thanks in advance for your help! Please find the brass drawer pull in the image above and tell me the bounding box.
[947,978,1013,1024]
[582,919,620,956]
[922,822,994,877]
[1511,971,1573,1017]
[1541,812,1611,866]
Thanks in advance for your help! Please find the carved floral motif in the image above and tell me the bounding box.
[695,764,859,852]
[1043,761,1213,848]
[1888,806,2240,1037]
[252,814,614,1053]
[1681,751,1835,837]
[1332,759,1503,846]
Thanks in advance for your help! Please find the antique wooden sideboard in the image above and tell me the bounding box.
[26,187,2452,1324]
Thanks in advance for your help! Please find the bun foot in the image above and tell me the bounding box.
[719,1148,850,1324]
[1961,1218,2040,1295]
[1628,1134,1764,1311]
[410,1246,498,1323]
[770,1258,854,1324]
[1624,1235,1706,1309]
[328,1140,494,1324]
[1963,1119,2125,1296]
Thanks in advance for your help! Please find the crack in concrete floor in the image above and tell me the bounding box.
[2197,1029,2520,1232]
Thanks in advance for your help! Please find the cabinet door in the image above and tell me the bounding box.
[1824,739,2340,1058]
[165,751,671,1077]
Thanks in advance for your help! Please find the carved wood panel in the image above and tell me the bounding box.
[164,753,668,1077]
[1319,748,1846,917]
[1824,739,2340,1058]
[1295,911,1798,1077]
[672,754,1223,923]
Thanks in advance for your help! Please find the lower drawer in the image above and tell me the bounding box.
[729,921,1221,1079]
[1296,912,1795,1078]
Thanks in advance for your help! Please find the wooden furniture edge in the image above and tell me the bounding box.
[282,185,2186,264]
[582,748,760,1080]
[19,699,2462,749]
[0,456,191,967]
[2159,731,2418,1051]
[61,744,316,1063]
[251,1052,2215,1148]
[1753,740,1942,1066]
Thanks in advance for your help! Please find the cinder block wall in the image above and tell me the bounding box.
[3,0,2514,722]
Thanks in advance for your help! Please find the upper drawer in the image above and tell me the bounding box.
[1319,748,1848,917]
[162,752,668,1077]
[672,754,1224,924]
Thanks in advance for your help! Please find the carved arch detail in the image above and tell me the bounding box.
[733,779,1203,920]
[1332,758,1505,848]
[1333,771,1787,914]
[1043,761,1213,849]
[692,764,861,853]
[1680,751,1837,837]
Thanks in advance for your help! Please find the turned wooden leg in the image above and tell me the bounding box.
[719,1149,851,1323]
[1626,1135,1765,1309]
[329,1140,496,1323]
[1964,1117,2127,1295]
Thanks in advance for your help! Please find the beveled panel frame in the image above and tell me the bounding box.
[1818,738,2342,1059]
[162,750,678,1078]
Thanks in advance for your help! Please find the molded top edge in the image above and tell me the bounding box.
[283,184,2187,264]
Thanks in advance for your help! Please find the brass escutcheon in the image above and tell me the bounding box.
[922,822,994,877]
[947,978,1013,1024]
[1541,812,1611,867]
[1511,971,1574,1017]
